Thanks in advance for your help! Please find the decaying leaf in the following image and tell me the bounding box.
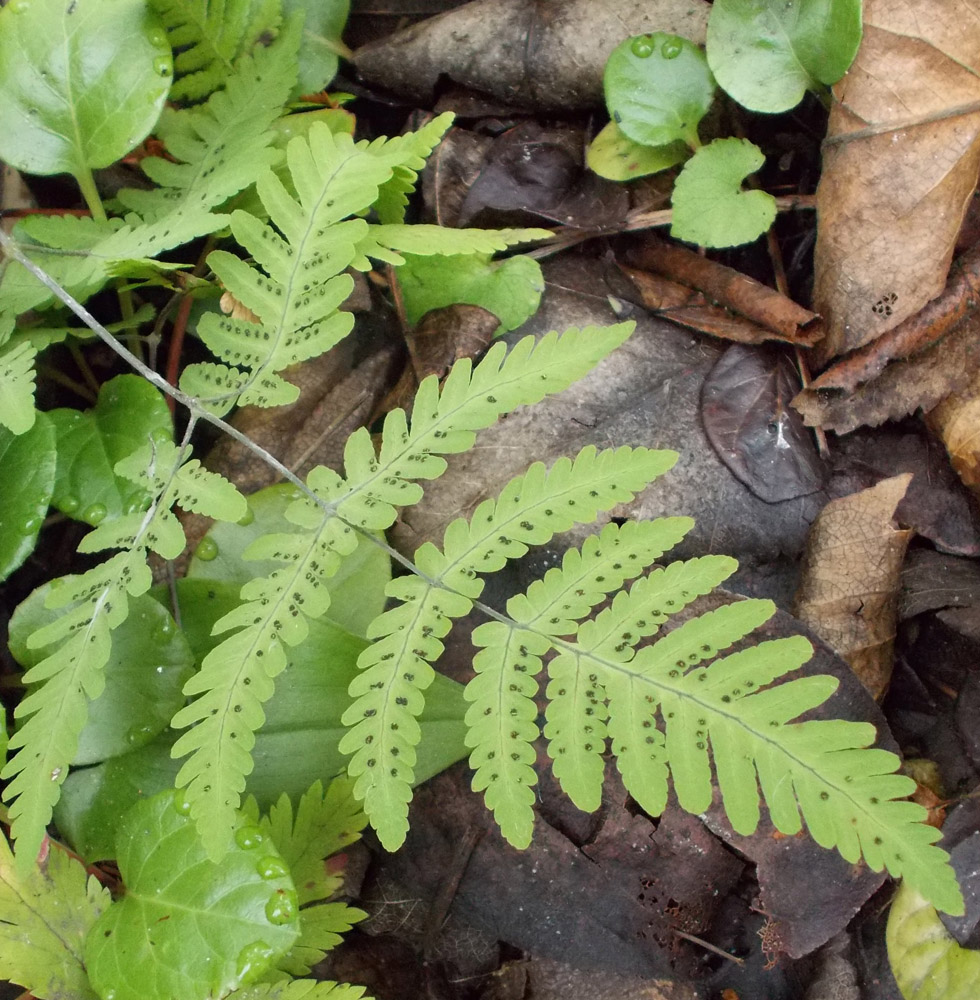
[353,0,710,111]
[813,0,980,360]
[794,474,914,699]
[927,366,980,499]
[792,311,980,434]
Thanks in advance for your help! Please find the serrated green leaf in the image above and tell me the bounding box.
[671,137,776,248]
[397,252,543,336]
[186,484,390,638]
[8,589,192,764]
[586,120,689,181]
[0,413,55,582]
[0,833,109,1000]
[707,0,862,113]
[0,0,172,177]
[0,340,38,435]
[49,375,172,524]
[283,0,349,96]
[54,580,468,862]
[84,790,300,1000]
[229,980,367,1000]
[604,33,715,149]
[887,882,979,999]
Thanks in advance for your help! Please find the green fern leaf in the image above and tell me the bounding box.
[172,323,637,858]
[0,551,148,868]
[351,223,551,268]
[149,0,281,102]
[228,981,367,1000]
[0,341,37,435]
[344,445,678,849]
[117,29,298,222]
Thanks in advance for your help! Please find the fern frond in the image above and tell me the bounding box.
[0,341,37,435]
[343,446,678,849]
[350,224,551,269]
[117,30,298,222]
[0,551,147,868]
[172,323,638,857]
[149,0,281,102]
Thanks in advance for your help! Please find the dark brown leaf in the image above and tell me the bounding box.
[701,345,827,503]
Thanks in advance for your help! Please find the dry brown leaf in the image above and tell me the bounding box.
[927,366,980,498]
[353,0,709,111]
[813,0,980,361]
[793,474,914,700]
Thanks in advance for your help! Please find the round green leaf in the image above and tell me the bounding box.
[586,120,689,181]
[50,374,172,525]
[8,589,192,765]
[670,137,776,248]
[0,0,172,177]
[0,412,55,583]
[887,883,980,1000]
[186,484,390,639]
[707,0,862,113]
[604,33,715,150]
[397,252,544,337]
[84,790,299,1000]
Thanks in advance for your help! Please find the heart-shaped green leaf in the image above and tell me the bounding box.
[707,0,862,113]
[604,33,715,150]
[8,590,193,764]
[0,0,173,177]
[50,374,172,526]
[671,137,776,248]
[586,121,688,181]
[84,790,300,1000]
[0,413,56,583]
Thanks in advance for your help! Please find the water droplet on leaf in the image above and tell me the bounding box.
[195,536,219,561]
[256,856,288,880]
[50,767,62,781]
[235,825,264,850]
[82,503,107,525]
[173,792,192,815]
[126,724,154,745]
[19,515,42,535]
[235,940,274,982]
[237,505,254,526]
[124,491,153,514]
[11,1,30,14]
[265,888,297,925]
[58,495,80,514]
[153,56,172,77]
[152,618,174,642]
[150,427,171,445]
[661,38,683,59]
[631,36,654,58]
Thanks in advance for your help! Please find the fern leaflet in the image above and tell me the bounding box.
[0,439,245,868]
[466,528,963,915]
[0,340,37,435]
[342,446,679,849]
[149,0,282,102]
[171,323,635,859]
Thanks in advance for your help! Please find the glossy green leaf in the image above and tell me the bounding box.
[0,832,109,1000]
[887,882,980,1000]
[0,0,172,177]
[707,0,862,113]
[283,0,350,96]
[586,120,688,181]
[671,138,776,248]
[397,252,544,337]
[50,374,172,525]
[54,580,468,861]
[604,33,715,149]
[84,790,299,1000]
[8,590,193,764]
[0,413,56,583]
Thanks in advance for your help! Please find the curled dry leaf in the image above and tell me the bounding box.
[792,310,980,434]
[813,0,980,361]
[793,474,914,700]
[353,0,709,112]
[927,366,980,500]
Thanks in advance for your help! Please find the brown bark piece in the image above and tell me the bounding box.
[927,366,980,498]
[353,0,710,112]
[811,242,980,391]
[813,0,980,361]
[628,238,822,345]
[792,310,980,434]
[793,474,914,700]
